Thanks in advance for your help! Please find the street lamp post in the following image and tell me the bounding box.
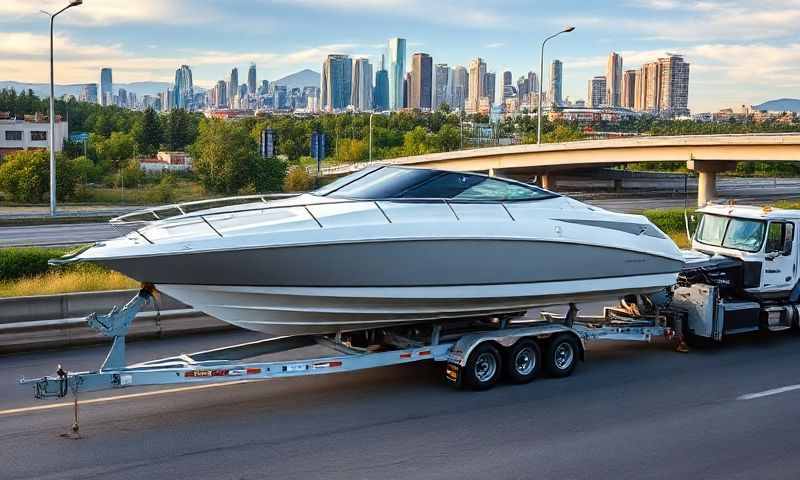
[41,0,82,216]
[537,26,574,145]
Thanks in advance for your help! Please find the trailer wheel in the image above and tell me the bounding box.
[462,343,502,390]
[545,334,578,378]
[504,339,541,384]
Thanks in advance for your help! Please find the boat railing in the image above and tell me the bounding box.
[110,193,300,225]
[111,195,538,244]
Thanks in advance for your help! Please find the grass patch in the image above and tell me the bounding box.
[0,263,137,297]
[81,179,206,205]
[0,246,74,281]
[642,208,696,249]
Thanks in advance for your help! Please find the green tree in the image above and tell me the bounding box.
[0,150,77,202]
[191,118,260,194]
[133,107,162,156]
[251,156,287,193]
[95,131,135,169]
[433,124,460,152]
[163,109,198,151]
[402,126,432,155]
[334,138,368,163]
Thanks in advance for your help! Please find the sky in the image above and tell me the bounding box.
[1,0,799,112]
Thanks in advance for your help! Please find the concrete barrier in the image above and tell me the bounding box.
[0,290,233,353]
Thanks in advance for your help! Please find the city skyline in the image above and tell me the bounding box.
[1,0,798,111]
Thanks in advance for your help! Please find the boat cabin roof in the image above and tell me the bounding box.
[313,166,559,202]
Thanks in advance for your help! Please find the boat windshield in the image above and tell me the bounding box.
[695,214,766,253]
[313,166,557,202]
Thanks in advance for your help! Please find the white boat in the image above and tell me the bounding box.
[64,166,685,335]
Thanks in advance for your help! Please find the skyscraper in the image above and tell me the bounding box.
[621,69,637,109]
[467,58,486,114]
[633,69,644,111]
[606,52,622,107]
[373,55,390,111]
[433,63,450,109]
[658,55,690,116]
[484,72,496,105]
[215,80,227,108]
[100,68,112,106]
[641,62,660,113]
[388,38,407,111]
[410,53,432,110]
[588,76,607,108]
[549,60,563,107]
[228,67,239,108]
[173,65,193,110]
[259,80,269,96]
[248,64,257,95]
[321,54,352,112]
[502,71,512,99]
[403,72,411,108]
[451,66,468,111]
[80,83,97,104]
[528,71,539,94]
[351,58,373,111]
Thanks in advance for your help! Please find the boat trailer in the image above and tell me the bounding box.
[19,289,685,436]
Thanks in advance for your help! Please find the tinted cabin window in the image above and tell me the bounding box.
[454,178,547,201]
[766,222,794,254]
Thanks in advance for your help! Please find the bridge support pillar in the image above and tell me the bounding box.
[613,179,623,192]
[539,174,557,191]
[687,160,737,206]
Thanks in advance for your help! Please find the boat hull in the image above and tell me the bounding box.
[156,274,677,335]
[93,238,683,335]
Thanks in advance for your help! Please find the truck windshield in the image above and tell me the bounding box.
[695,214,766,253]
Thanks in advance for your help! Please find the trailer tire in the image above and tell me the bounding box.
[462,343,502,391]
[504,339,541,384]
[545,334,578,378]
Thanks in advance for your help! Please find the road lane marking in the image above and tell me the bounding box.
[0,380,254,416]
[738,384,800,400]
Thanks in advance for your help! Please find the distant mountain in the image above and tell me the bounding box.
[0,80,172,98]
[752,98,800,113]
[273,69,320,91]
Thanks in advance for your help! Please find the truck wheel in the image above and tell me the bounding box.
[462,343,502,390]
[504,339,541,384]
[545,334,579,378]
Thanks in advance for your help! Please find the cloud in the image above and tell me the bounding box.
[485,42,506,49]
[0,0,216,26]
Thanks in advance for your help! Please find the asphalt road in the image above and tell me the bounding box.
[3,177,800,247]
[2,326,800,479]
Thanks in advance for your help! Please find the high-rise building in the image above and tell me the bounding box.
[606,52,622,107]
[100,68,112,106]
[658,55,690,116]
[409,53,432,110]
[117,88,127,108]
[433,63,450,109]
[549,60,563,107]
[588,76,607,108]
[502,71,512,99]
[321,54,352,112]
[373,55,390,111]
[641,61,661,113]
[403,72,411,108]
[467,58,486,114]
[621,69,637,109]
[259,80,269,96]
[528,71,539,94]
[484,72,496,106]
[173,65,193,110]
[388,38,407,111]
[215,80,227,108]
[351,58,373,111]
[633,69,644,111]
[247,63,257,96]
[80,83,97,104]
[451,66,468,111]
[228,67,238,108]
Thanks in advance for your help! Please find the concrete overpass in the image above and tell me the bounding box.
[321,134,800,205]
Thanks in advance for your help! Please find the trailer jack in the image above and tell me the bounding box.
[88,286,154,370]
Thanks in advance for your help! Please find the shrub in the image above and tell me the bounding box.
[283,165,315,192]
[0,246,71,281]
[146,174,177,204]
[0,150,79,202]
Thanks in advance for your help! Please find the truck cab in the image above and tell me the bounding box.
[691,204,800,300]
